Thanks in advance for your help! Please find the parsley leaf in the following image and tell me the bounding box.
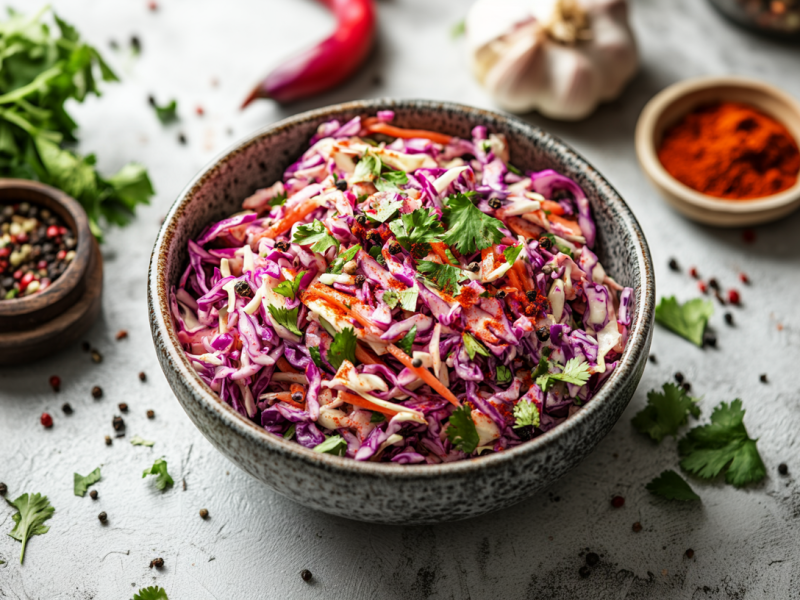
[292,220,340,253]
[151,98,178,124]
[273,270,307,301]
[397,324,417,356]
[678,399,766,488]
[388,208,445,255]
[513,399,540,429]
[462,332,490,360]
[267,305,302,336]
[446,405,480,454]
[417,260,465,296]
[329,245,361,274]
[383,287,419,311]
[646,470,701,501]
[6,492,54,564]
[130,435,155,447]
[441,193,504,254]
[632,383,700,443]
[142,458,175,491]
[536,357,591,392]
[374,169,409,193]
[313,435,347,456]
[496,365,512,385]
[655,296,714,347]
[327,327,357,372]
[73,468,101,497]
[133,586,169,600]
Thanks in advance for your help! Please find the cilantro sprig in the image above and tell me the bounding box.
[417,260,465,296]
[327,327,357,372]
[267,305,302,336]
[446,405,479,454]
[678,399,765,488]
[632,383,700,443]
[273,270,307,301]
[6,492,54,563]
[389,208,445,256]
[462,332,490,360]
[73,467,101,497]
[535,357,591,392]
[646,470,700,501]
[142,458,174,491]
[151,98,178,124]
[655,296,714,347]
[441,193,505,254]
[513,399,540,429]
[133,587,169,600]
[292,220,340,254]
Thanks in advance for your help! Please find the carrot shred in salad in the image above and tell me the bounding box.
[172,112,633,462]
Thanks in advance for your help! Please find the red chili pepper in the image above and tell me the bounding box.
[242,0,376,107]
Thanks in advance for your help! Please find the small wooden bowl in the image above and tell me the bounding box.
[635,76,800,226]
[0,179,103,364]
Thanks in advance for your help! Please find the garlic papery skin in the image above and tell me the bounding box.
[466,0,638,120]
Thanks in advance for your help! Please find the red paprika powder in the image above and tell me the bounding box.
[657,102,800,200]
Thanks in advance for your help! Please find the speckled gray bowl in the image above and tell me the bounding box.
[148,99,654,525]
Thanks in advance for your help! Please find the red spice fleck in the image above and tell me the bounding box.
[611,495,625,508]
[739,273,749,284]
[457,286,480,308]
[148,1,158,10]
[196,106,204,116]
[742,229,756,243]
[116,330,129,340]
[698,281,708,294]
[728,289,740,305]
[689,267,699,279]
[41,412,53,428]
[49,375,61,392]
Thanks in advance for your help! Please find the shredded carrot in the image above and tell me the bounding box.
[290,383,306,402]
[337,390,401,417]
[540,200,566,215]
[355,343,387,367]
[277,357,299,374]
[303,283,375,331]
[387,344,461,407]
[273,392,305,410]
[547,214,582,236]
[505,265,524,292]
[512,261,533,291]
[430,241,455,266]
[363,121,453,145]
[261,198,320,239]
[506,217,544,240]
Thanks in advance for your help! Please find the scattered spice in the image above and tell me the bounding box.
[49,375,61,392]
[0,482,6,495]
[778,463,788,476]
[112,416,125,431]
[668,258,679,271]
[649,354,657,364]
[728,289,741,305]
[91,350,103,363]
[199,508,209,519]
[115,329,128,340]
[196,105,204,116]
[178,133,187,145]
[578,565,591,578]
[689,267,699,279]
[148,1,158,11]
[698,281,708,294]
[98,511,107,523]
[714,290,726,306]
[760,374,768,383]
[151,557,164,569]
[139,371,147,382]
[739,272,750,284]
[40,412,53,428]
[682,382,692,393]
[146,410,155,419]
[91,386,103,399]
[104,435,112,446]
[82,341,91,352]
[611,495,625,508]
[724,312,734,326]
[685,549,694,559]
[658,102,800,199]
[704,333,717,348]
[585,552,599,566]
[89,490,98,500]
[674,372,684,384]
[301,569,313,582]
[708,278,720,290]
[62,402,73,415]
[118,402,129,412]
[130,35,141,54]
[632,521,642,533]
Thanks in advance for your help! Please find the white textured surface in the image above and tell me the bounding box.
[1,1,800,598]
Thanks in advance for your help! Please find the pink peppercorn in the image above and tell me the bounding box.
[611,496,625,508]
[698,281,708,294]
[689,267,699,279]
[728,289,740,305]
[41,412,53,428]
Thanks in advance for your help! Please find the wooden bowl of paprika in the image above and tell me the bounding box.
[635,76,800,226]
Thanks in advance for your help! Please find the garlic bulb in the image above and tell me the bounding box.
[466,0,638,120]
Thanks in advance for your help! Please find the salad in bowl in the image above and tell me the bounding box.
[171,111,633,464]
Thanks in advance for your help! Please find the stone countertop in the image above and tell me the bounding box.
[1,0,799,598]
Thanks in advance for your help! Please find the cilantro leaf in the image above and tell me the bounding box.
[151,98,178,124]
[267,305,302,336]
[142,458,175,491]
[678,399,766,487]
[646,470,701,501]
[655,296,714,347]
[133,586,169,600]
[383,287,419,311]
[353,153,381,182]
[269,192,288,207]
[6,492,54,564]
[397,324,417,356]
[536,357,591,392]
[462,332,490,360]
[441,193,504,254]
[313,435,347,456]
[446,405,480,454]
[370,412,386,423]
[273,270,307,301]
[374,169,409,193]
[130,435,155,447]
[503,244,524,265]
[632,383,700,443]
[309,346,324,370]
[417,260,465,296]
[389,208,445,255]
[283,423,296,440]
[73,468,101,497]
[292,220,340,254]
[327,327,357,372]
[531,347,552,380]
[513,399,540,429]
[496,365,512,385]
[329,245,361,274]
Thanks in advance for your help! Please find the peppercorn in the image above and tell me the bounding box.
[82,341,91,352]
[274,240,290,252]
[200,508,209,519]
[234,280,253,298]
[147,410,155,419]
[538,236,553,251]
[291,392,303,403]
[611,495,625,508]
[585,552,599,567]
[689,266,699,279]
[467,262,480,272]
[668,258,679,272]
[708,278,720,290]
[516,425,533,441]
[92,386,103,399]
[0,482,7,495]
[388,242,402,255]
[779,463,788,476]
[90,490,98,500]
[739,272,749,284]
[335,179,348,192]
[355,214,367,226]
[49,375,61,392]
[632,522,642,533]
[116,329,128,340]
[118,403,128,412]
[760,374,768,383]
[487,198,502,209]
[698,281,708,294]
[62,403,73,415]
[535,326,550,342]
[91,349,102,363]
[728,289,740,305]
[682,382,692,393]
[112,416,125,431]
[724,312,734,325]
[366,231,381,245]
[41,412,53,428]
[301,569,313,582]
[578,566,591,578]
[525,290,537,302]
[495,290,506,300]
[178,133,187,144]
[139,371,147,382]
[411,358,423,368]
[98,511,107,523]
[151,557,164,569]
[674,371,684,384]
[685,549,694,559]
[353,274,366,287]
[104,435,112,446]
[704,333,717,348]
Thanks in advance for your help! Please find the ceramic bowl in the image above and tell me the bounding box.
[635,76,800,227]
[148,99,654,524]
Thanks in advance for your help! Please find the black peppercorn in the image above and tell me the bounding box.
[90,490,98,500]
[91,386,103,399]
[724,312,734,325]
[104,435,112,446]
[705,334,717,348]
[335,179,348,192]
[632,522,642,533]
[538,236,553,251]
[411,358,423,368]
[579,565,591,578]
[487,198,502,209]
[467,262,480,272]
[151,557,164,569]
[682,382,692,393]
[674,372,684,384]
[366,231,381,245]
[685,549,694,559]
[147,410,155,419]
[354,274,366,286]
[118,403,128,412]
[98,511,107,523]
[355,214,367,226]
[138,371,147,382]
[525,290,537,302]
[535,326,550,342]
[291,392,303,402]
[82,341,91,352]
[62,403,73,415]
[760,374,768,383]
[585,552,599,567]
[709,278,719,290]
[178,133,187,144]
[301,569,312,582]
[495,290,506,300]
[388,242,402,255]
[200,508,209,519]
[0,482,6,496]
[649,355,657,364]
[779,463,788,476]
[274,240,290,252]
[668,258,679,271]
[516,425,533,441]
[234,280,253,298]
[112,416,125,431]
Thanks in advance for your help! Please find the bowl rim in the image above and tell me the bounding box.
[635,75,800,215]
[149,98,655,479]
